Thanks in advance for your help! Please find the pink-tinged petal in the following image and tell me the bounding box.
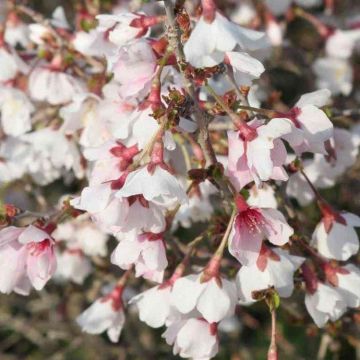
[0,242,26,294]
[197,278,236,323]
[229,222,263,266]
[26,245,56,290]
[73,184,112,213]
[227,131,244,170]
[226,150,254,190]
[296,89,331,108]
[312,221,359,261]
[236,264,272,303]
[257,118,293,139]
[77,299,119,335]
[226,51,265,78]
[130,286,172,328]
[107,311,125,343]
[247,137,274,181]
[110,240,141,269]
[18,225,49,245]
[141,240,168,271]
[260,208,293,246]
[297,105,333,153]
[0,226,23,247]
[176,318,218,359]
[170,274,205,314]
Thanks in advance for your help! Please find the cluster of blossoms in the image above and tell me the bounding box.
[0,0,360,358]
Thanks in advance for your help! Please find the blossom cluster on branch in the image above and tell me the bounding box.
[0,0,360,358]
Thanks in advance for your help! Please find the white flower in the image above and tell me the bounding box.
[171,274,237,323]
[163,318,219,360]
[335,264,360,308]
[0,87,34,136]
[305,283,347,328]
[0,48,26,82]
[129,284,180,328]
[247,184,277,209]
[236,248,305,303]
[29,66,85,105]
[326,29,360,59]
[55,250,92,285]
[184,11,266,68]
[278,89,334,154]
[312,212,360,261]
[313,57,353,96]
[116,166,187,208]
[111,232,168,283]
[77,288,125,342]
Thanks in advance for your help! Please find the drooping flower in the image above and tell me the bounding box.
[0,224,57,293]
[229,195,293,265]
[312,209,360,261]
[236,246,304,303]
[273,89,334,154]
[170,266,237,324]
[184,0,266,68]
[116,166,187,208]
[227,118,292,189]
[77,285,125,342]
[162,318,219,360]
[111,232,168,283]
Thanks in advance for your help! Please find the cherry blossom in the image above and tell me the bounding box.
[171,273,237,323]
[305,282,347,328]
[184,0,266,68]
[236,247,305,303]
[163,318,219,360]
[77,285,125,342]
[0,225,56,293]
[273,89,333,154]
[227,118,292,189]
[0,87,34,136]
[312,211,360,261]
[111,232,168,283]
[229,195,294,265]
[28,64,85,105]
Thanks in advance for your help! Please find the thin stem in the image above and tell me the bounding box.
[163,0,217,166]
[206,83,275,118]
[215,208,237,258]
[267,308,278,360]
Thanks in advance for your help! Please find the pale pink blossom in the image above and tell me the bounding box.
[184,3,266,68]
[0,225,57,293]
[112,40,157,99]
[0,87,34,136]
[28,66,85,105]
[313,57,353,96]
[305,283,347,328]
[326,29,360,59]
[55,249,92,285]
[273,89,334,154]
[227,118,292,189]
[77,286,125,342]
[111,232,168,283]
[130,281,181,328]
[116,166,187,208]
[236,247,304,303]
[312,211,360,261]
[229,195,293,265]
[163,318,219,360]
[171,274,237,323]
